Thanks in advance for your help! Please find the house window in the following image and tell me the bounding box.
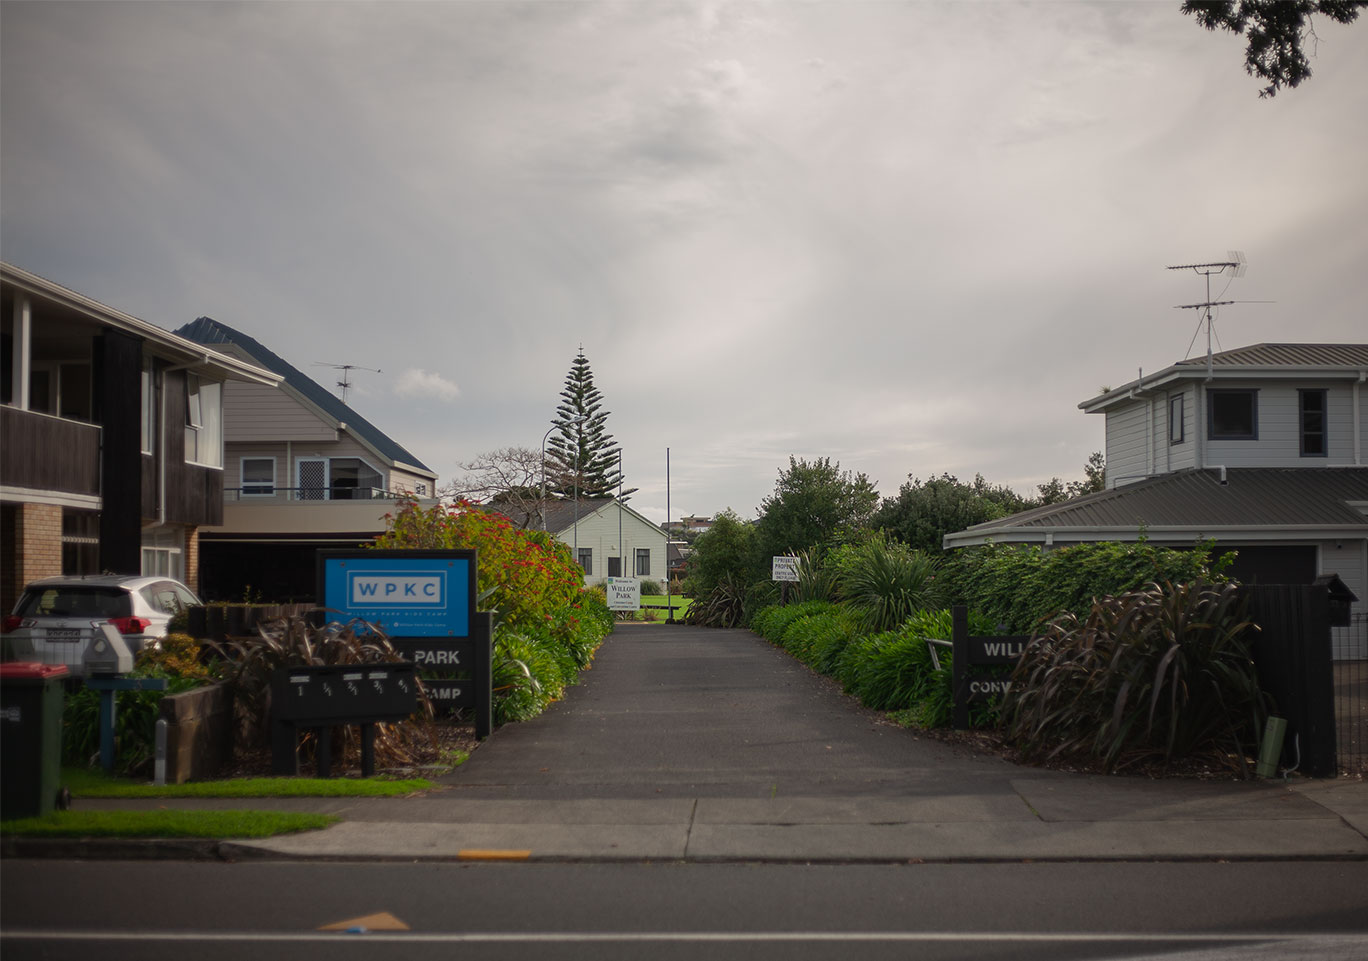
[61,509,100,575]
[140,361,155,454]
[241,457,276,496]
[1168,394,1184,445]
[415,482,427,496]
[1300,389,1327,457]
[184,375,222,468]
[329,458,383,499]
[577,548,592,574]
[635,548,651,577]
[1207,389,1258,440]
[141,526,184,581]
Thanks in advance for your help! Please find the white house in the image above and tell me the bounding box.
[944,344,1368,656]
[496,497,668,588]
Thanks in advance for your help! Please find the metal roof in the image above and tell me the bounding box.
[944,468,1368,546]
[1173,344,1368,368]
[1080,343,1368,412]
[176,317,434,476]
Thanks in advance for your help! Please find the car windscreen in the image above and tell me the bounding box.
[16,587,132,619]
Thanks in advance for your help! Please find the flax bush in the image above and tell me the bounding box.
[1000,580,1268,774]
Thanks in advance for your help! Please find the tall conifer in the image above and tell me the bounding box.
[546,350,636,499]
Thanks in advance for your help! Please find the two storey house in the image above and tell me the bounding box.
[175,318,440,602]
[1,264,279,609]
[944,344,1368,654]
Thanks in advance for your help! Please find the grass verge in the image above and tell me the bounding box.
[1,810,338,839]
[63,766,434,799]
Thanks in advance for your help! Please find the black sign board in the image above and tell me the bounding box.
[951,607,1031,728]
[421,678,475,709]
[392,637,477,670]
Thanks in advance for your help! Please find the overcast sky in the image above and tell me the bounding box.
[4,1,1366,524]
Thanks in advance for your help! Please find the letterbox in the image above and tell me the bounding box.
[83,623,134,675]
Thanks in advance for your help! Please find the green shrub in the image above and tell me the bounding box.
[943,541,1234,633]
[841,539,943,633]
[682,574,749,628]
[1000,580,1267,774]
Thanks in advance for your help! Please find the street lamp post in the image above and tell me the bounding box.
[539,424,556,532]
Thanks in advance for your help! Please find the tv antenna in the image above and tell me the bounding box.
[1166,251,1269,379]
[313,362,381,404]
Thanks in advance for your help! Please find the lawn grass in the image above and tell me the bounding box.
[1,809,338,839]
[640,595,692,619]
[63,765,434,799]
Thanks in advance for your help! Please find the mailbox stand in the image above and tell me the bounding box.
[270,663,418,777]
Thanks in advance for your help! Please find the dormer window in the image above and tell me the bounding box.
[1207,389,1258,441]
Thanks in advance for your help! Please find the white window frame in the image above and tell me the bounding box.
[141,526,184,581]
[240,456,277,497]
[184,374,223,469]
[140,360,155,454]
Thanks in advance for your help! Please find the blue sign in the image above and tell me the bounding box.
[317,550,476,637]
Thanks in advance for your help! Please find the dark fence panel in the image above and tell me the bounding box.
[1332,613,1367,776]
[1244,584,1337,778]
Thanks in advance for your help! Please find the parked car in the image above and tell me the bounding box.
[1,575,201,676]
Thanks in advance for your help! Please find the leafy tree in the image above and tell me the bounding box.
[546,350,635,499]
[683,509,759,596]
[754,457,879,559]
[1036,451,1107,506]
[873,473,1031,554]
[1182,1,1362,97]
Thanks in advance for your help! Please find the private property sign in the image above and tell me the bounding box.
[772,556,800,582]
[606,577,641,611]
[317,550,475,637]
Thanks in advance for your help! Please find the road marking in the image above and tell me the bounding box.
[458,849,532,861]
[318,912,410,931]
[6,930,1367,945]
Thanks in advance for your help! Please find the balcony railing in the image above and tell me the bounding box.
[0,405,101,495]
[224,487,417,502]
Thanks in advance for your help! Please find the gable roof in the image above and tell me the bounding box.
[496,497,667,539]
[943,468,1368,548]
[176,317,434,477]
[1081,343,1368,413]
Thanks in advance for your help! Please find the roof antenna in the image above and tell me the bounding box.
[313,362,381,404]
[1167,251,1248,381]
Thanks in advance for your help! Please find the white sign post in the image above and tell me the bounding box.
[606,577,641,611]
[771,556,800,583]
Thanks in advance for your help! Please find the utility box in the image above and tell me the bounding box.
[0,662,70,819]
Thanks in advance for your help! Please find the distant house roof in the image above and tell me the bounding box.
[176,317,435,477]
[495,497,666,539]
[943,468,1368,548]
[1080,343,1368,413]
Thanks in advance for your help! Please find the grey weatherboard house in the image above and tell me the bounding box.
[943,344,1368,658]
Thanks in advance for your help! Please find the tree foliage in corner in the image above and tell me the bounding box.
[1183,1,1362,97]
[754,457,879,559]
[546,350,636,499]
[873,473,1031,554]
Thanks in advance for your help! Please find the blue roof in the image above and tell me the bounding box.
[175,317,434,475]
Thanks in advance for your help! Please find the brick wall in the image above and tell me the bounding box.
[2,502,63,611]
[184,525,200,593]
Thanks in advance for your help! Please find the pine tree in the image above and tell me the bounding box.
[546,350,636,499]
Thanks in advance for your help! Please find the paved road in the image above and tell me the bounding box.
[443,623,1036,800]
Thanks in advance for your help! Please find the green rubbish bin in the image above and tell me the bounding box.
[1,662,71,820]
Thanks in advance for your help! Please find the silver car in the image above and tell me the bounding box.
[2,575,202,676]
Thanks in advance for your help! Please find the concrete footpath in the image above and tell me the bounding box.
[17,624,1368,863]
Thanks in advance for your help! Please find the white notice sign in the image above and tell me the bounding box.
[606,577,641,611]
[772,556,800,582]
